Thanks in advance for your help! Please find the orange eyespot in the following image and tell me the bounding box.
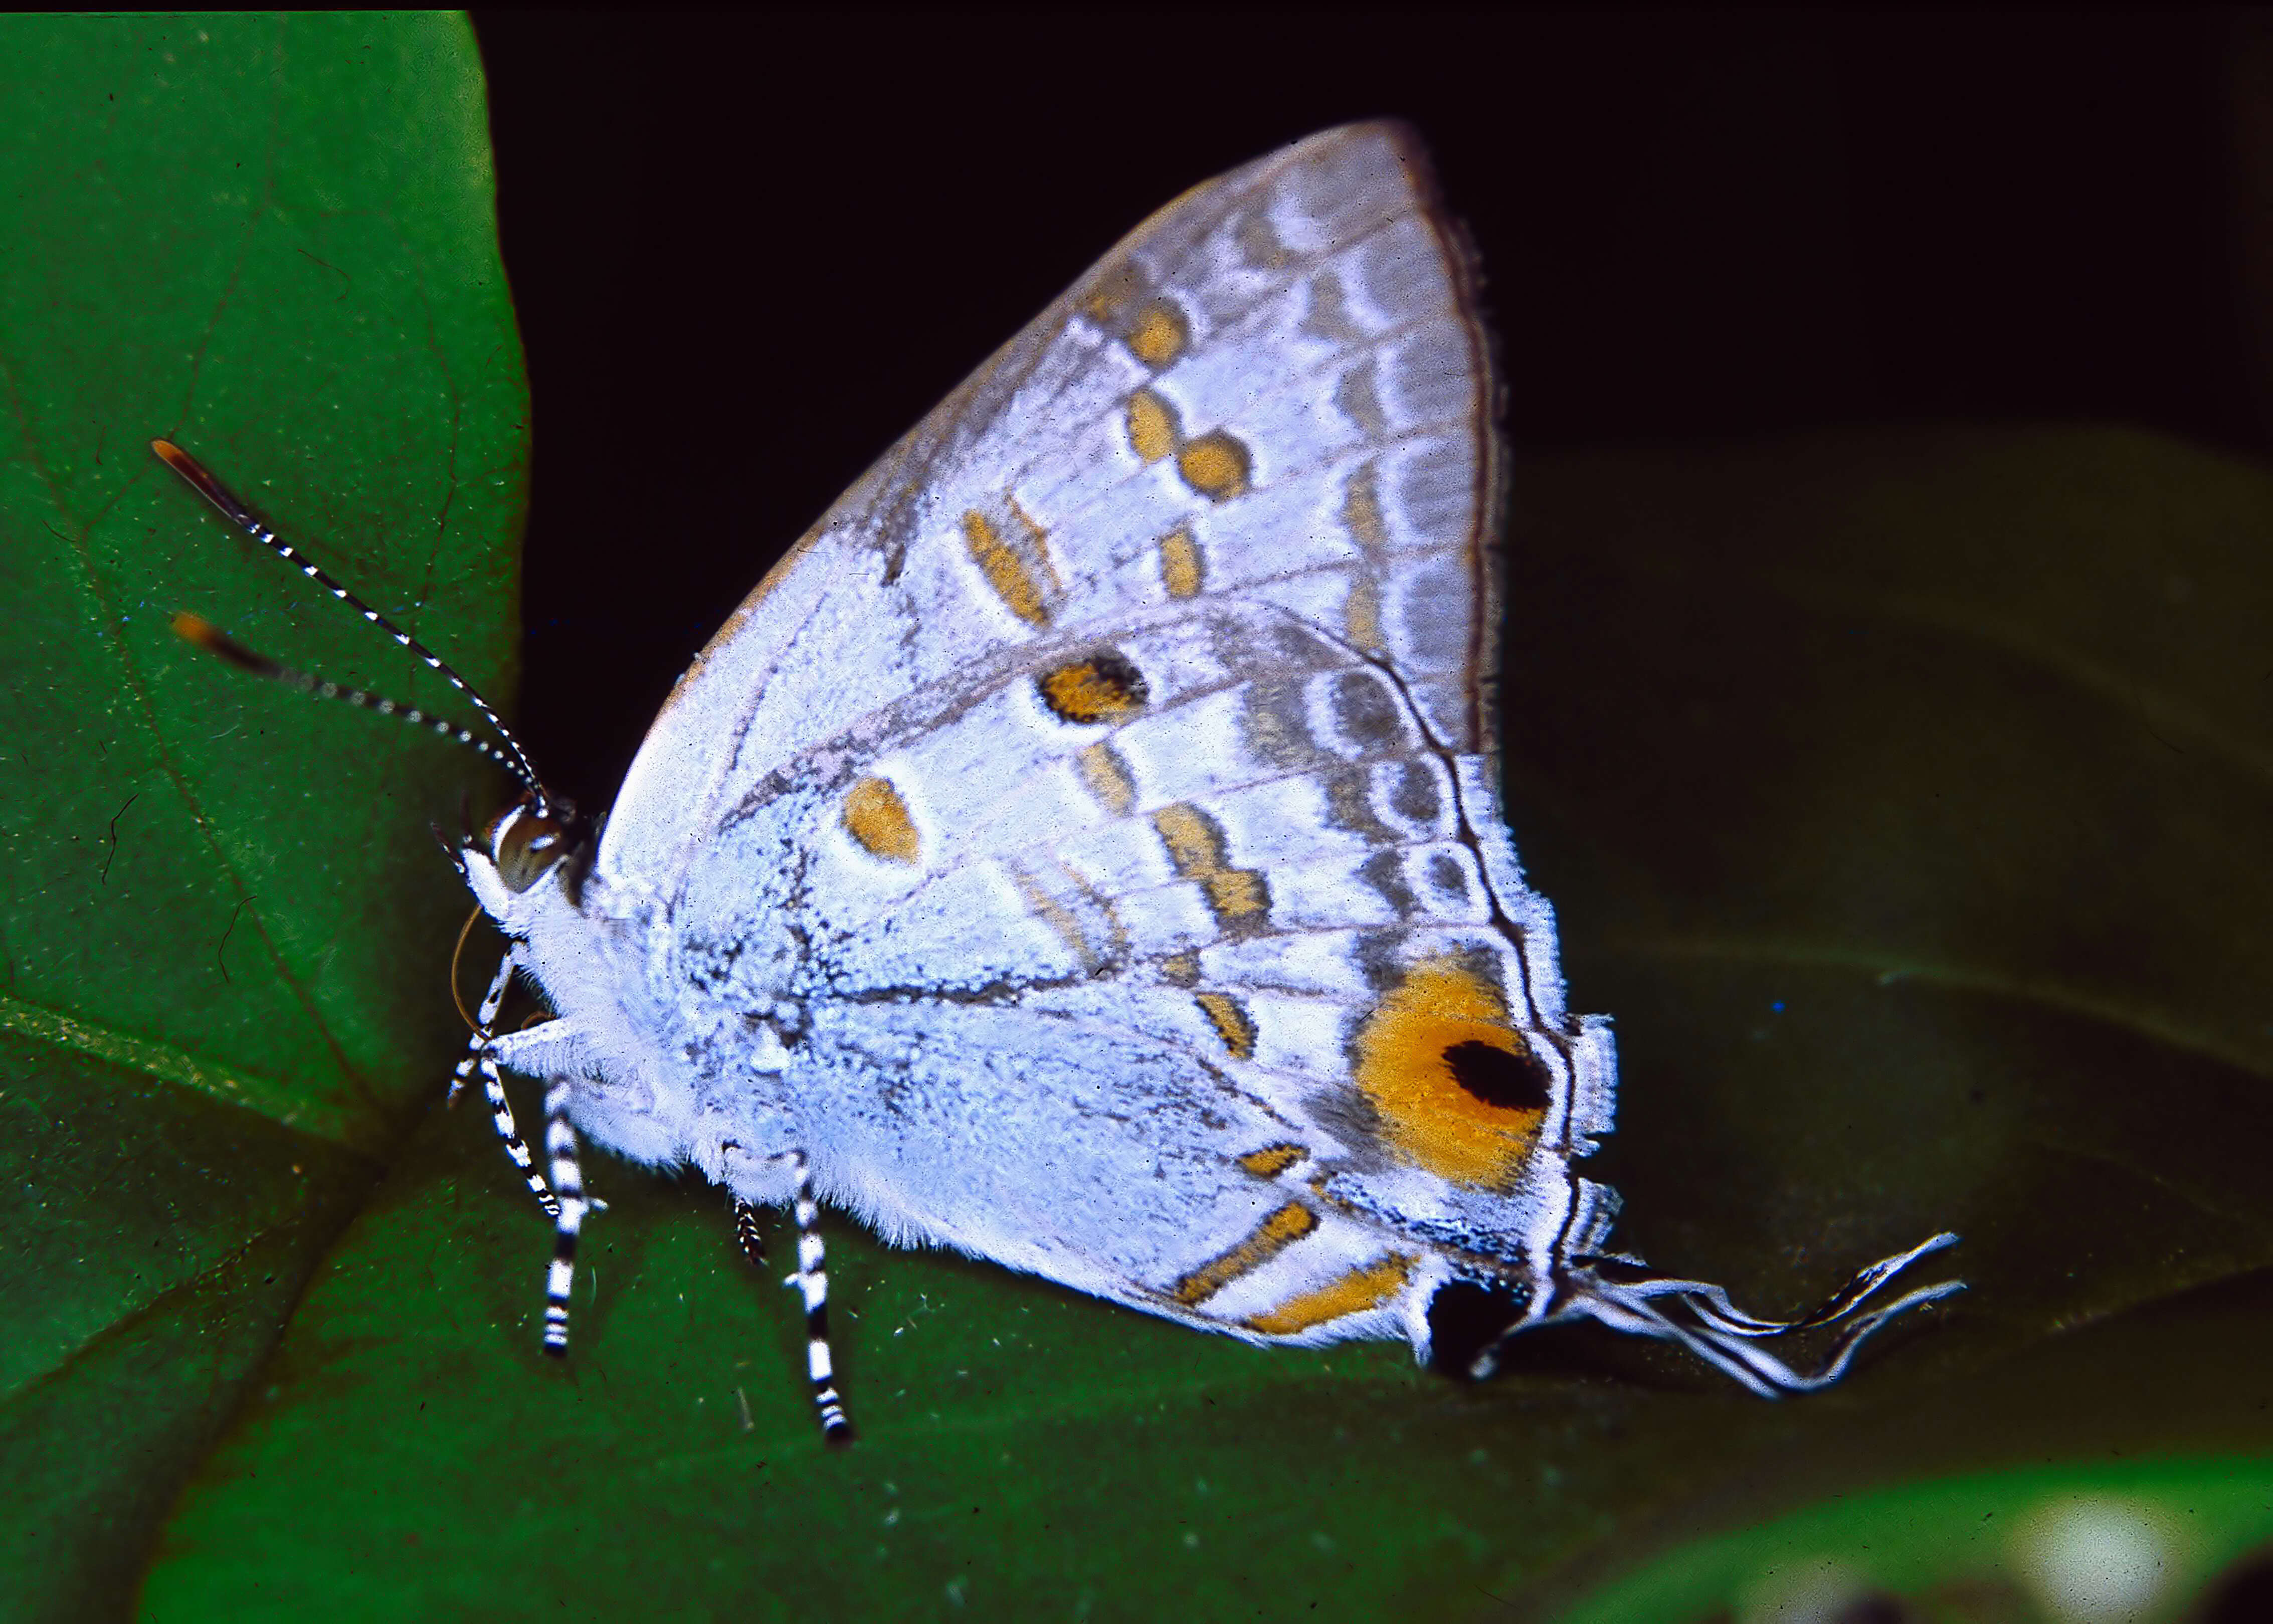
[1350,956,1551,1192]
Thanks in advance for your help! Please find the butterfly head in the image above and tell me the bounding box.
[481,793,588,895]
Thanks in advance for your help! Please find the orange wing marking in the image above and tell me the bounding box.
[1350,955,1551,1191]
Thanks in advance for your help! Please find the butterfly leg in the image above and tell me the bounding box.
[780,1152,855,1447]
[446,947,514,1105]
[732,1197,767,1269]
[540,1078,590,1356]
[448,952,560,1219]
[480,1047,561,1220]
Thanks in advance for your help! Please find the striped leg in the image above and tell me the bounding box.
[446,952,559,1219]
[541,1079,589,1356]
[732,1197,767,1269]
[781,1153,855,1447]
[481,1048,560,1219]
[446,950,515,1105]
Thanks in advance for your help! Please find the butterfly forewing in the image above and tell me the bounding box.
[606,122,1499,881]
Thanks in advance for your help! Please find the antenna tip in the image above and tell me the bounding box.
[152,440,235,513]
[171,611,274,676]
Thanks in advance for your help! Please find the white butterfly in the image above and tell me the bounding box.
[162,121,1959,1446]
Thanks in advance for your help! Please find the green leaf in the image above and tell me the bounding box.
[1562,1454,2273,1622]
[14,24,2267,1612]
[132,428,2273,1619]
[0,15,524,1619]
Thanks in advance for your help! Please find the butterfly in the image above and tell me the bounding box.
[160,120,1960,1447]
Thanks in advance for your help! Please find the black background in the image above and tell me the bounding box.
[471,11,2265,813]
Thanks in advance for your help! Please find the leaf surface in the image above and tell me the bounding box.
[137,429,2273,1619]
[0,16,524,1619]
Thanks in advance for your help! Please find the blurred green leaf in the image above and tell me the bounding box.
[133,430,2273,1619]
[0,14,523,1620]
[1563,1453,2273,1623]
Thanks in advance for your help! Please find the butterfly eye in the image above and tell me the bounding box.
[487,798,580,893]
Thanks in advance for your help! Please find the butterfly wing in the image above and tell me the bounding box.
[602,122,1618,1353]
[609,121,1500,875]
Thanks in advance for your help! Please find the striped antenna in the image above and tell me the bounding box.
[151,439,550,815]
[172,612,533,785]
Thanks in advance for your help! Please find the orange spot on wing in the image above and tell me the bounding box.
[1177,431,1250,501]
[1201,868,1267,920]
[1351,956,1549,1191]
[1343,576,1383,653]
[1194,992,1255,1059]
[1171,1203,1317,1305]
[1125,299,1189,369]
[1126,389,1179,463]
[962,507,1055,626]
[842,776,919,864]
[1151,803,1269,926]
[1038,652,1148,724]
[1151,803,1216,876]
[1236,1143,1307,1179]
[1076,741,1135,817]
[1158,525,1202,598]
[1341,461,1389,550]
[1245,1253,1416,1335]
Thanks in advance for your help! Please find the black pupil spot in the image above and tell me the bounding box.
[1443,1039,1551,1113]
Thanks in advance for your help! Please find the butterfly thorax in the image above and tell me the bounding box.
[465,826,797,1194]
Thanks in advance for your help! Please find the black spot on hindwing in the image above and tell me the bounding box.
[1444,1039,1552,1113]
[1426,1278,1530,1378]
